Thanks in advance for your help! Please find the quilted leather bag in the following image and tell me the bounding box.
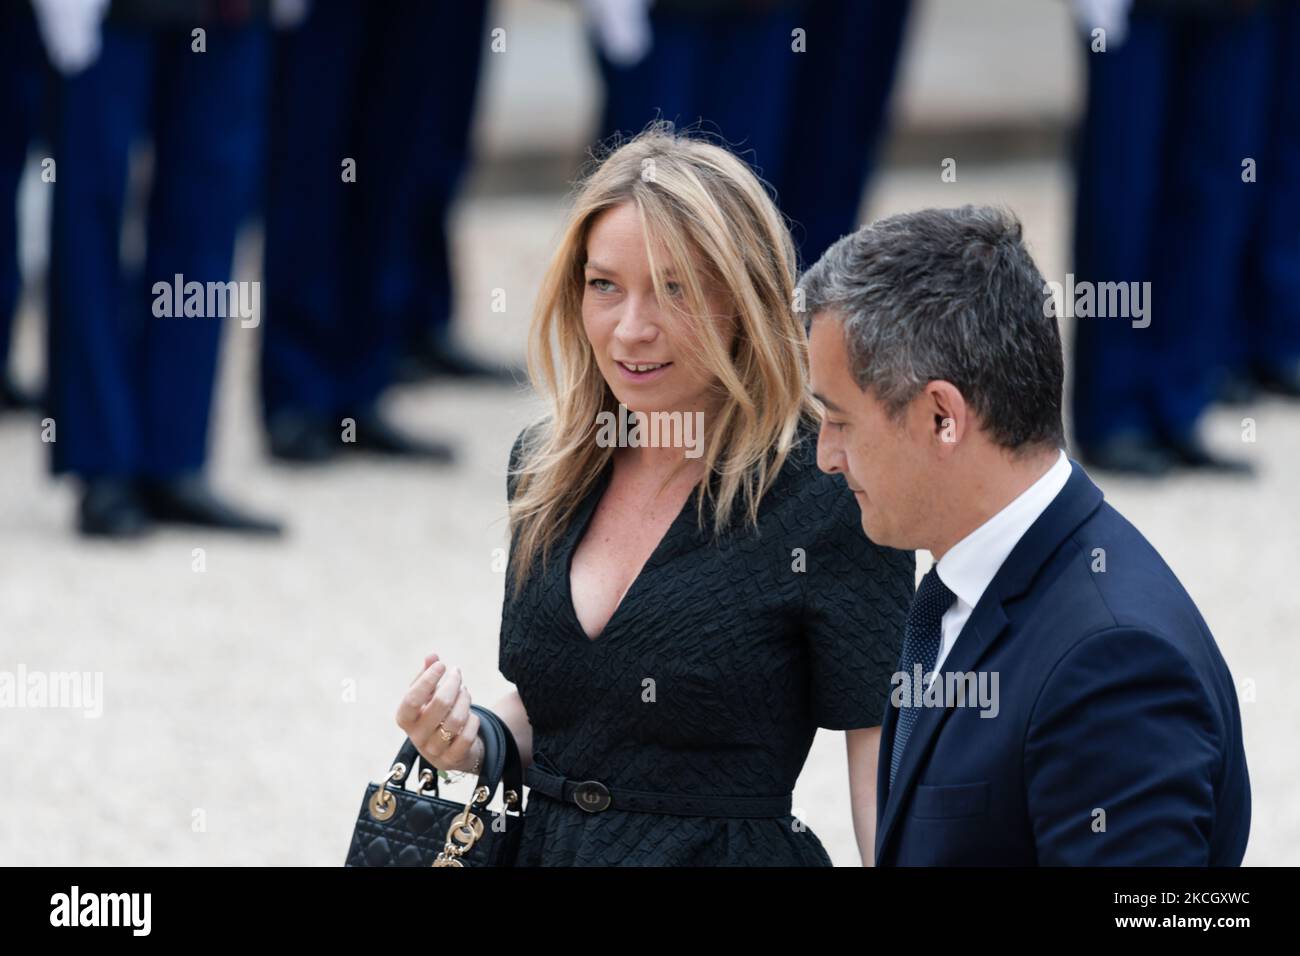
[345,704,525,867]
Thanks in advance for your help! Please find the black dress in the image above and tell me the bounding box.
[498,425,915,865]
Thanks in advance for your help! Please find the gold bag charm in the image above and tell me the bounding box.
[432,786,490,867]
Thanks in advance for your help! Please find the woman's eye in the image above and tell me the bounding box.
[664,281,682,297]
[827,419,846,431]
[588,278,615,293]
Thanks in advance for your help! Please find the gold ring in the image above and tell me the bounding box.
[437,723,455,742]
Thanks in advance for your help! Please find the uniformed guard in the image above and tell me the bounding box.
[1070,0,1272,475]
[40,0,282,535]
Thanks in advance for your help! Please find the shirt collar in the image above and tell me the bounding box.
[935,450,1072,612]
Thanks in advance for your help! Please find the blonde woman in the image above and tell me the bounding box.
[396,126,914,866]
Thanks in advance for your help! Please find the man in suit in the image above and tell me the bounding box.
[802,205,1250,865]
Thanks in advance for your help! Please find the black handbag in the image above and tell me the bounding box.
[345,704,526,867]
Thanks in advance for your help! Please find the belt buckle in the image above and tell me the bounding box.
[572,779,611,813]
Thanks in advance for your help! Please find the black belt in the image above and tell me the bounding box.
[524,752,792,819]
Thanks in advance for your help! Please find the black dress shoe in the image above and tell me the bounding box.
[1162,434,1255,476]
[1254,358,1300,398]
[1078,433,1174,477]
[344,412,457,463]
[137,476,284,535]
[267,411,337,464]
[397,335,519,385]
[78,478,153,538]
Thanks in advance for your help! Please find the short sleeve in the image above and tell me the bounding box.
[802,479,914,730]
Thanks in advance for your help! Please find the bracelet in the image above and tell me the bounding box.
[447,742,482,781]
[469,741,482,776]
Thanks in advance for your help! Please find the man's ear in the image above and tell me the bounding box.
[925,380,968,454]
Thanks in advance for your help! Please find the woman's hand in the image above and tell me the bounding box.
[395,653,482,774]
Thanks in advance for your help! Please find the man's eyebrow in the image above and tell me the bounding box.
[811,391,844,414]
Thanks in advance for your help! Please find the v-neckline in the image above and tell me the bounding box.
[563,459,700,646]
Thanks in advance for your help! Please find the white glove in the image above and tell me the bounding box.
[30,0,110,76]
[1070,0,1134,48]
[582,0,653,67]
[271,0,312,30]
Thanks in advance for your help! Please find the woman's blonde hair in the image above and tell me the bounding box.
[508,123,817,593]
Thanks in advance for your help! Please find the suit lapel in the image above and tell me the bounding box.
[875,460,1105,862]
[876,600,1010,860]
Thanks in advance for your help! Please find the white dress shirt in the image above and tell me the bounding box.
[929,450,1072,683]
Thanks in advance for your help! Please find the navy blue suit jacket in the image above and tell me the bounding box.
[875,461,1251,865]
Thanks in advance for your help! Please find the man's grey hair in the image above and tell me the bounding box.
[798,205,1065,451]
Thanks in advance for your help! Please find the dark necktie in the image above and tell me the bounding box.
[889,566,956,790]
